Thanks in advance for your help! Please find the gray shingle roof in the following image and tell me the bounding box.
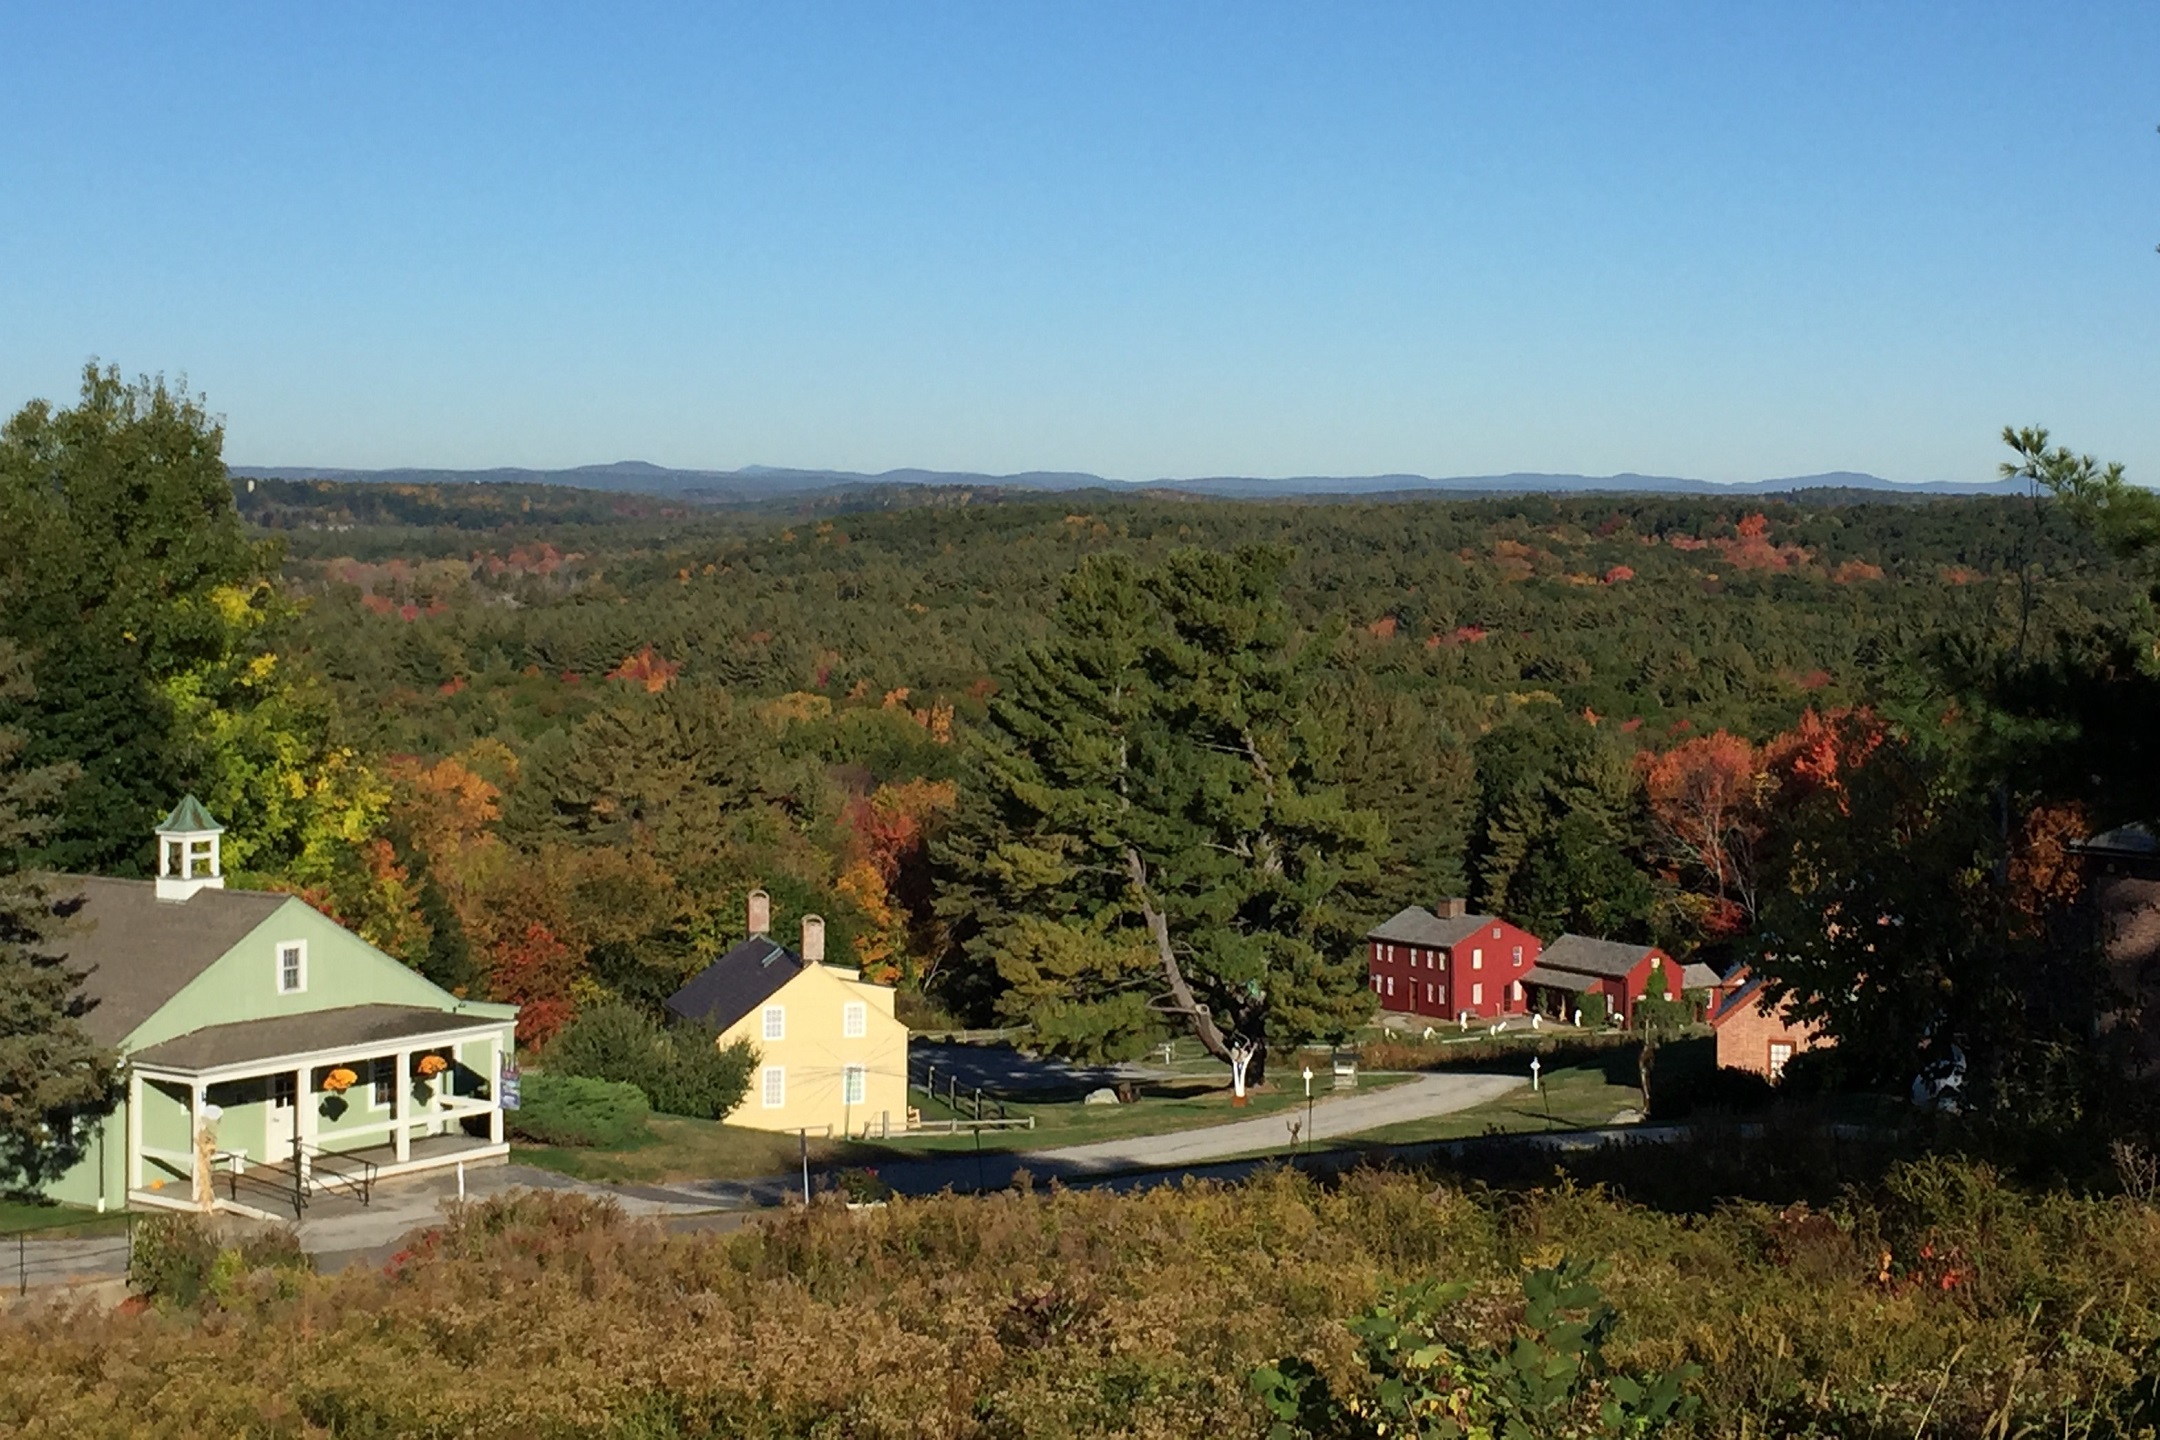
[1535,934,1662,980]
[1519,964,1599,993]
[46,876,291,1046]
[663,934,805,1033]
[1366,906,1494,948]
[129,1004,499,1073]
[1679,962,1723,991]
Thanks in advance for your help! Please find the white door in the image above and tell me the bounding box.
[265,1072,298,1159]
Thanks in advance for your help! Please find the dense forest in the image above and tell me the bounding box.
[6,370,2159,1140]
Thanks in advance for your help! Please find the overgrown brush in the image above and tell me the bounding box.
[4,1160,2158,1437]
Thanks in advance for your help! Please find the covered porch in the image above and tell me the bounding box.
[124,1004,514,1216]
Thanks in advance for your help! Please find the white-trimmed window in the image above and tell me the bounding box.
[843,1002,867,1039]
[761,1066,785,1108]
[1472,948,1483,970]
[1492,926,1502,939]
[762,1005,785,1041]
[1512,945,1523,966]
[276,940,306,994]
[272,1072,296,1110]
[843,1065,866,1106]
[1385,975,1395,997]
[1472,982,1484,1005]
[371,1057,395,1108]
[1768,1042,1794,1081]
[1510,981,1523,1002]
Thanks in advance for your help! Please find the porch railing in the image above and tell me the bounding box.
[299,1142,377,1206]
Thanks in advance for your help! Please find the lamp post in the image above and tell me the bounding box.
[1301,1065,1315,1157]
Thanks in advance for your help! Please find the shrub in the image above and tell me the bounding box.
[128,1215,310,1308]
[545,1002,756,1120]
[509,1072,651,1147]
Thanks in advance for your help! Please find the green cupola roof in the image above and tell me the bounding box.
[156,795,224,835]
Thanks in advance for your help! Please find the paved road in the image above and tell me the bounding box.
[671,1069,1527,1205]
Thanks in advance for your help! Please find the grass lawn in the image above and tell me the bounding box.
[0,1196,135,1237]
[514,1072,1413,1184]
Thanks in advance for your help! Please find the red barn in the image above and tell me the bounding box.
[1365,899,1542,1020]
[1521,935,1675,1026]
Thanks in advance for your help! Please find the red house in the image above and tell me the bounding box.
[1520,935,1675,1026]
[1365,899,1542,1020]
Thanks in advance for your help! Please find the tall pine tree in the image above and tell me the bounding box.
[937,548,1382,1082]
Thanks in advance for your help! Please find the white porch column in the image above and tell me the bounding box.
[488,1033,505,1145]
[125,1068,144,1192]
[295,1064,316,1185]
[440,1043,459,1138]
[393,1048,413,1162]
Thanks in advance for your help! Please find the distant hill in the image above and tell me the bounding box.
[228,460,2034,501]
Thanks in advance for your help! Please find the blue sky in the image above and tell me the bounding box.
[2,4,2154,482]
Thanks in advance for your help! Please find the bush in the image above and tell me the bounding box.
[128,1215,310,1308]
[545,1002,756,1120]
[509,1072,651,1147]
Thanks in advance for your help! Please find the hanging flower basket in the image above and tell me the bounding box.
[416,1054,449,1078]
[322,1067,359,1093]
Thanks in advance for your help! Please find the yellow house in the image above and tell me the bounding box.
[664,893,909,1137]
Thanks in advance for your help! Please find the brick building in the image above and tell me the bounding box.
[1365,899,1542,1020]
[1709,965,1825,1079]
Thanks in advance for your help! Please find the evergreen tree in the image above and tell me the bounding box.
[0,642,121,1186]
[938,548,1383,1081]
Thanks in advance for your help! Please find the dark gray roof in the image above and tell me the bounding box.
[664,934,805,1032]
[45,877,291,1045]
[1536,934,1662,980]
[1519,964,1599,993]
[2075,823,2160,859]
[130,1004,499,1073]
[1712,968,1767,1026]
[1366,906,1493,948]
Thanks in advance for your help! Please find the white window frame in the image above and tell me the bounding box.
[1472,981,1484,1005]
[762,1005,785,1042]
[1768,1042,1794,1080]
[271,1072,297,1110]
[1472,948,1483,970]
[1512,945,1523,966]
[761,1066,785,1109]
[843,1002,867,1039]
[1385,975,1395,998]
[276,940,307,994]
[843,1064,866,1106]
[371,1057,395,1109]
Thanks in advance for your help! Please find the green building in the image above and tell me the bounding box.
[41,798,518,1217]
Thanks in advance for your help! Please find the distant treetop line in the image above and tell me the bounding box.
[225,460,2036,504]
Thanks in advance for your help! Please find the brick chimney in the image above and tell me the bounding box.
[747,888,771,937]
[1436,897,1468,919]
[800,914,826,964]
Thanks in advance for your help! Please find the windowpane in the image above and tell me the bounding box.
[278,943,304,993]
[763,1006,785,1041]
[372,1058,394,1107]
[843,1065,866,1105]
[843,1003,866,1039]
[762,1066,785,1108]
